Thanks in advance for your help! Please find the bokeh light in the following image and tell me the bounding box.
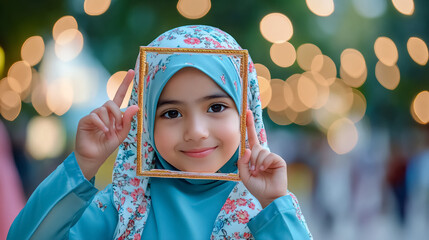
[55,29,84,61]
[257,76,271,109]
[311,55,337,86]
[348,89,367,123]
[375,61,400,90]
[20,68,39,103]
[283,81,295,110]
[327,118,358,154]
[341,48,366,79]
[412,91,429,124]
[297,74,318,108]
[267,78,288,112]
[340,67,367,88]
[296,43,322,71]
[374,36,398,66]
[177,0,211,19]
[7,61,32,94]
[313,107,337,131]
[294,110,312,126]
[306,0,335,17]
[260,13,293,43]
[410,105,425,125]
[106,71,133,109]
[302,71,330,109]
[324,80,354,115]
[26,116,66,160]
[21,36,45,66]
[0,90,21,121]
[31,81,52,117]
[392,0,415,16]
[267,108,293,126]
[53,16,78,41]
[46,78,74,116]
[84,0,111,16]
[254,63,271,80]
[407,37,428,66]
[286,74,310,113]
[0,46,5,76]
[270,42,296,68]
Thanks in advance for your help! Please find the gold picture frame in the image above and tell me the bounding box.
[136,46,249,181]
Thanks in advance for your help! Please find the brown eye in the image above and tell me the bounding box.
[162,110,182,119]
[208,104,226,113]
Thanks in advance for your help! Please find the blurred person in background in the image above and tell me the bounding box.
[405,125,429,238]
[0,120,25,240]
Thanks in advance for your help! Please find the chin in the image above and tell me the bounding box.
[181,166,220,173]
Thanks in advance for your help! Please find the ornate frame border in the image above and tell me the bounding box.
[136,46,248,181]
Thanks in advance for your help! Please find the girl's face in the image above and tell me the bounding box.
[154,67,241,173]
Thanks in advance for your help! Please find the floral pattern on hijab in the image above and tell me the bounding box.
[112,25,308,239]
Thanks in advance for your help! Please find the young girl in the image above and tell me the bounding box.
[8,25,312,239]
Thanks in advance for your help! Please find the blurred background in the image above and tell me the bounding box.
[0,0,428,239]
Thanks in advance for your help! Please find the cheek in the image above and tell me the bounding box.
[154,123,176,156]
[216,115,241,147]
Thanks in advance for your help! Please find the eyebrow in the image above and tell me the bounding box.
[157,92,231,108]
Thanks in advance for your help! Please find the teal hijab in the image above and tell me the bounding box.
[141,34,243,238]
[113,25,269,239]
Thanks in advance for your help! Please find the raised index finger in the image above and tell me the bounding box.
[246,110,259,149]
[113,69,135,107]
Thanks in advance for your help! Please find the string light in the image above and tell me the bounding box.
[21,36,45,66]
[375,61,400,90]
[26,116,66,160]
[257,76,272,109]
[177,0,211,19]
[260,13,293,43]
[392,0,414,16]
[306,0,335,17]
[374,36,398,66]
[327,118,358,154]
[297,43,322,71]
[84,0,111,16]
[270,42,296,68]
[412,91,429,124]
[407,37,428,66]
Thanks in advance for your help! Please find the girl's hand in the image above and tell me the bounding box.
[75,69,139,180]
[237,110,288,208]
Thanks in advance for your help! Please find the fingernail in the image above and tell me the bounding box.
[250,165,255,171]
[260,166,264,171]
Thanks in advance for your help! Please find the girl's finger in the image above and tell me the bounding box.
[118,105,139,140]
[259,154,276,172]
[262,153,286,171]
[246,110,259,149]
[237,149,251,182]
[93,107,110,128]
[254,148,271,173]
[88,113,109,133]
[104,100,123,130]
[249,143,263,171]
[113,69,135,107]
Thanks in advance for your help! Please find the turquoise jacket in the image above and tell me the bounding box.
[8,153,312,239]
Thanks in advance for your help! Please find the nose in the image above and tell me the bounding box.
[183,114,209,142]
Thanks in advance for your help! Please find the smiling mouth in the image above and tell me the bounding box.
[181,147,217,158]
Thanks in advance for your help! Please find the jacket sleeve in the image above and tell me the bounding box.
[7,153,117,240]
[248,192,313,239]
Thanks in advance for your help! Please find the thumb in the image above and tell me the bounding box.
[119,105,139,139]
[237,149,251,182]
